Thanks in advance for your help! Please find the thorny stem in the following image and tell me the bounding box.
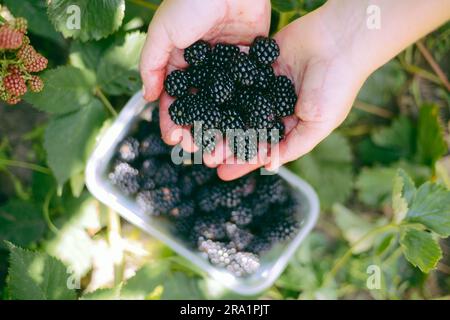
[95,87,118,117]
[321,223,398,288]
[416,41,450,91]
[0,158,51,174]
[126,0,159,11]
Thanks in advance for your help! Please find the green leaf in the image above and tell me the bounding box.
[69,40,109,71]
[47,0,125,41]
[416,104,447,167]
[290,133,353,208]
[81,286,121,300]
[160,272,204,300]
[4,0,63,44]
[24,66,97,114]
[120,262,168,300]
[271,0,298,12]
[405,182,450,237]
[0,201,46,249]
[332,204,380,254]
[97,31,146,95]
[392,169,416,223]
[372,116,415,159]
[7,243,77,300]
[399,227,442,273]
[44,99,107,186]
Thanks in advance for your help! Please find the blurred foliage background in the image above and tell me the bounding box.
[0,0,449,300]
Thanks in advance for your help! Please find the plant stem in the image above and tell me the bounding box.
[400,61,442,85]
[0,158,51,174]
[353,100,394,119]
[107,208,124,286]
[322,223,398,288]
[95,87,118,117]
[126,0,159,11]
[43,189,59,234]
[416,41,450,91]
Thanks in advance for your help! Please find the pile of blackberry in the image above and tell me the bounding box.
[108,113,301,277]
[165,37,297,160]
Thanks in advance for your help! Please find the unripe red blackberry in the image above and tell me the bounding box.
[7,65,21,75]
[28,75,44,93]
[13,18,28,34]
[6,95,21,105]
[3,74,27,97]
[0,25,23,49]
[18,45,36,65]
[25,53,48,73]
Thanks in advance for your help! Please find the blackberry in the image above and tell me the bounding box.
[253,64,275,90]
[229,203,253,227]
[140,133,171,157]
[258,120,285,144]
[227,252,260,277]
[225,223,254,251]
[230,52,258,86]
[264,214,300,243]
[231,129,258,161]
[139,174,156,191]
[153,162,179,186]
[271,76,297,117]
[179,174,195,196]
[109,162,140,195]
[190,164,216,185]
[207,71,235,104]
[191,102,222,129]
[184,40,211,66]
[140,158,160,178]
[210,43,240,68]
[255,175,288,204]
[169,94,193,125]
[246,95,277,129]
[191,125,220,153]
[164,70,190,97]
[199,239,237,267]
[249,36,280,65]
[206,176,256,209]
[116,137,139,163]
[188,65,211,89]
[197,187,221,212]
[134,120,157,140]
[169,199,195,218]
[221,108,246,132]
[246,236,272,254]
[193,214,227,241]
[247,193,270,217]
[136,186,181,216]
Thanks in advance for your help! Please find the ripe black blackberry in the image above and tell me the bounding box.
[164,70,190,97]
[234,88,255,113]
[140,158,160,178]
[109,162,140,195]
[271,76,297,117]
[221,108,246,132]
[169,199,195,218]
[227,252,260,277]
[136,186,181,216]
[229,203,253,227]
[153,162,179,186]
[231,129,258,161]
[197,187,221,212]
[264,214,300,244]
[184,40,211,66]
[210,43,240,68]
[191,101,222,129]
[249,36,280,65]
[253,64,275,90]
[246,236,272,254]
[246,94,277,129]
[225,223,254,251]
[206,176,255,209]
[258,120,285,144]
[179,174,195,196]
[191,125,220,153]
[230,52,258,86]
[193,213,227,241]
[188,65,210,89]
[140,133,171,157]
[207,71,235,104]
[116,137,139,163]
[255,175,288,204]
[169,94,193,125]
[199,239,237,267]
[190,164,216,185]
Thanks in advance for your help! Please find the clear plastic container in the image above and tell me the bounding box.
[85,91,320,295]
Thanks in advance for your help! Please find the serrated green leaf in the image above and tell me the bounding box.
[7,243,77,300]
[399,227,442,273]
[24,66,97,114]
[416,104,447,167]
[332,204,378,254]
[81,286,121,300]
[0,201,45,250]
[69,40,108,71]
[160,272,204,300]
[97,32,146,95]
[372,116,415,159]
[4,0,63,44]
[392,169,416,223]
[290,133,353,208]
[405,182,450,236]
[47,0,125,41]
[44,99,106,186]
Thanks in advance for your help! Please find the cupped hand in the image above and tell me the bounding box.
[216,6,371,180]
[140,0,271,148]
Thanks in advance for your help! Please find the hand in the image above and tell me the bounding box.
[140,0,271,150]
[216,5,369,180]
